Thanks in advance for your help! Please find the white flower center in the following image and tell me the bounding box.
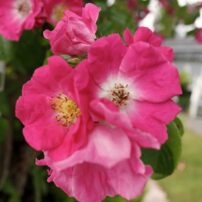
[52,3,67,22]
[13,0,32,20]
[99,76,136,108]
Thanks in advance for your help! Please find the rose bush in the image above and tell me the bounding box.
[0,1,188,202]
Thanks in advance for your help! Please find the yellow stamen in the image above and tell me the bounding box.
[52,4,67,22]
[51,94,81,126]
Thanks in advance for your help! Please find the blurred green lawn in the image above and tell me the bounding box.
[159,127,202,202]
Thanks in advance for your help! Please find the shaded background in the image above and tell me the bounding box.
[0,0,202,201]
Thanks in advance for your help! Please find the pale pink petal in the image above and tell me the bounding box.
[128,129,160,149]
[90,98,133,131]
[49,125,131,170]
[46,142,151,202]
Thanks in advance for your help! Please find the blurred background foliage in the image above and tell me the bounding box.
[0,0,201,201]
[178,71,191,111]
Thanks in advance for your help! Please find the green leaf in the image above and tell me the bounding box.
[0,92,11,117]
[0,117,9,143]
[96,0,137,37]
[2,180,21,202]
[32,166,44,202]
[104,196,125,202]
[0,36,12,62]
[174,117,184,136]
[104,195,143,202]
[141,121,182,179]
[9,29,48,77]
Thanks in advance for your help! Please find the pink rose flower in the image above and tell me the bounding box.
[43,0,83,25]
[16,54,152,202]
[44,3,100,56]
[37,125,152,202]
[195,28,202,44]
[87,27,182,149]
[16,56,93,161]
[0,0,44,41]
[124,27,174,61]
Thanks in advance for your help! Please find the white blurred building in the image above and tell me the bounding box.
[165,37,202,117]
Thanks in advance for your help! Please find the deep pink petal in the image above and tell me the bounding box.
[43,0,83,25]
[23,117,67,151]
[88,34,126,84]
[44,3,100,55]
[160,46,174,62]
[123,28,134,46]
[16,55,91,155]
[120,42,182,102]
[22,56,73,96]
[195,28,202,44]
[50,164,114,202]
[126,100,181,145]
[123,27,173,61]
[46,118,88,161]
[133,27,162,46]
[15,95,50,125]
[0,0,44,40]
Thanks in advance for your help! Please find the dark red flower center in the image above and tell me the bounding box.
[108,83,130,107]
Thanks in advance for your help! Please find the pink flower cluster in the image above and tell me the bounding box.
[15,2,182,202]
[0,0,83,41]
